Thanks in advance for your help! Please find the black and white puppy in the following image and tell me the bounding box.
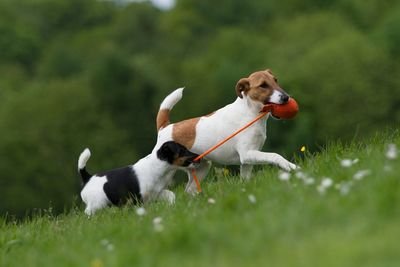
[78,141,199,215]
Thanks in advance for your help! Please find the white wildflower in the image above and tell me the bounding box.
[338,182,352,196]
[154,224,164,232]
[317,177,333,195]
[153,217,162,225]
[135,207,146,216]
[317,185,326,194]
[340,158,359,168]
[386,144,398,160]
[304,177,315,185]
[100,239,114,251]
[278,171,291,181]
[207,198,216,204]
[383,164,392,172]
[340,159,352,167]
[106,244,114,251]
[295,171,307,179]
[100,239,109,246]
[248,194,257,204]
[353,169,371,181]
[321,178,333,188]
[153,217,164,232]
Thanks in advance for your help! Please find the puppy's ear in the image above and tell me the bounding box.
[235,78,250,98]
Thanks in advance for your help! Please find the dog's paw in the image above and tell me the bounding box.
[185,185,200,196]
[279,161,298,172]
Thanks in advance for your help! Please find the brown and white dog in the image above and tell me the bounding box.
[153,69,298,194]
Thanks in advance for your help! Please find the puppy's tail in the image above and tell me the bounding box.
[78,148,92,184]
[156,87,184,131]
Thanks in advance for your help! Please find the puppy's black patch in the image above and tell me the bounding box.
[80,168,92,185]
[157,141,198,166]
[97,166,142,206]
[157,141,178,164]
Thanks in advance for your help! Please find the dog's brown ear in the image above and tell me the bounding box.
[265,69,273,75]
[235,78,250,98]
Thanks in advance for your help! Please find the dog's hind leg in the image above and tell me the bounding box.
[240,164,254,180]
[185,160,211,195]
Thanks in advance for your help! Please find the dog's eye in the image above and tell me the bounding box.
[260,82,269,88]
[274,78,278,82]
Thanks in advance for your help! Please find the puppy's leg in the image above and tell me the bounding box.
[185,160,211,195]
[158,190,176,205]
[240,150,297,171]
[84,205,93,216]
[83,196,110,216]
[84,204,102,216]
[85,202,108,216]
[240,164,254,180]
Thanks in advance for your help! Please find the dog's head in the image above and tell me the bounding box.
[157,141,200,168]
[235,69,290,106]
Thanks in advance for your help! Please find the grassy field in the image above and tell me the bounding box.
[1,133,399,267]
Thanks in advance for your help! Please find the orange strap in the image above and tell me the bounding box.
[191,109,271,192]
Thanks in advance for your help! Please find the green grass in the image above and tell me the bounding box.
[1,133,400,267]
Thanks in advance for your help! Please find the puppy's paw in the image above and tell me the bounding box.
[160,190,176,205]
[84,207,94,216]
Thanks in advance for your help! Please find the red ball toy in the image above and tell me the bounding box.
[261,98,299,119]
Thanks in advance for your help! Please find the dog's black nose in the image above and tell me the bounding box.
[280,94,289,103]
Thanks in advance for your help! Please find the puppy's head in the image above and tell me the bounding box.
[235,69,290,106]
[157,141,200,168]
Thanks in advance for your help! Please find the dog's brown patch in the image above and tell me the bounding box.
[237,69,282,104]
[156,109,170,131]
[172,117,200,149]
[247,86,273,104]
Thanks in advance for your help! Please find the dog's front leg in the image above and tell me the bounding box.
[240,150,297,171]
[240,164,254,180]
[185,160,212,195]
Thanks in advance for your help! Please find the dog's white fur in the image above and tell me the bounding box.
[79,150,176,215]
[160,87,184,110]
[154,88,297,194]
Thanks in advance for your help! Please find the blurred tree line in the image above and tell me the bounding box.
[0,0,399,217]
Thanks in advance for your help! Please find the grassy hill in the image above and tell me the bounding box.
[1,132,399,267]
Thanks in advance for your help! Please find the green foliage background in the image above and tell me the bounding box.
[0,0,399,216]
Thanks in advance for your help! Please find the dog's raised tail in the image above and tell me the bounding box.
[156,87,184,131]
[78,148,92,184]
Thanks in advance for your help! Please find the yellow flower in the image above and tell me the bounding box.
[223,168,230,176]
[91,259,103,267]
[300,146,306,152]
